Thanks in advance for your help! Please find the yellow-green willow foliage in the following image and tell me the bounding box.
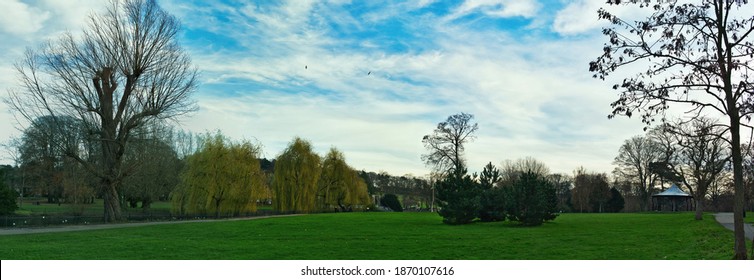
[172,132,264,217]
[318,148,371,211]
[272,137,321,213]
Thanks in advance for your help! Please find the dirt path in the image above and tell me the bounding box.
[713,213,754,241]
[0,214,303,236]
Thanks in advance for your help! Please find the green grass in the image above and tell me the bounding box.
[14,199,172,216]
[15,199,103,216]
[0,212,748,260]
[13,199,272,216]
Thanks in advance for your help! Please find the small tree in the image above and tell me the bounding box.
[549,173,573,212]
[479,162,505,222]
[605,187,625,213]
[380,194,403,212]
[0,169,18,215]
[435,169,481,225]
[504,171,557,226]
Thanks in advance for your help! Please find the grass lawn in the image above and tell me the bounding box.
[15,199,105,216]
[0,212,748,260]
[13,199,272,216]
[14,199,174,216]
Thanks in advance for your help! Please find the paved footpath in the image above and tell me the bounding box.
[0,214,302,236]
[713,213,754,241]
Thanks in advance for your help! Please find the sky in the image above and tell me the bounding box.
[0,0,665,177]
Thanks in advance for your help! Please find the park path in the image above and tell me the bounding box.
[713,213,754,241]
[0,214,303,236]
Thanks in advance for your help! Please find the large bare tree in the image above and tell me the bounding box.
[613,135,663,211]
[5,0,197,222]
[422,113,478,176]
[666,119,730,220]
[590,0,754,258]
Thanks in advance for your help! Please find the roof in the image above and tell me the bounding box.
[652,185,692,197]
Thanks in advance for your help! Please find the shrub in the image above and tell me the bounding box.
[478,162,505,222]
[380,194,403,212]
[0,184,18,215]
[435,170,481,225]
[503,171,558,226]
[605,187,625,213]
[479,187,506,222]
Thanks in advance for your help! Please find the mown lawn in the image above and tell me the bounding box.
[0,212,747,260]
[14,199,173,216]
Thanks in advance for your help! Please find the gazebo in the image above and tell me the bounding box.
[652,184,693,212]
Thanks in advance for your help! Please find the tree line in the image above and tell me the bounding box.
[590,0,753,259]
[612,119,754,219]
[422,113,557,226]
[2,0,751,259]
[421,113,628,226]
[421,111,754,228]
[3,124,388,217]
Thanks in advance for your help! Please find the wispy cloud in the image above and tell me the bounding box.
[447,0,540,20]
[1,0,650,176]
[0,0,50,35]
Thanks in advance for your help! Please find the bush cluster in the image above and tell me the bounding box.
[0,179,18,215]
[435,172,480,224]
[435,168,557,226]
[380,193,403,212]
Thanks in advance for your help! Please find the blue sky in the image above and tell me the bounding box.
[0,0,659,176]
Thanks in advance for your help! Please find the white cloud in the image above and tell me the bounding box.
[552,0,654,35]
[552,0,601,35]
[448,0,540,20]
[0,0,653,176]
[177,8,647,176]
[0,0,50,35]
[39,0,101,30]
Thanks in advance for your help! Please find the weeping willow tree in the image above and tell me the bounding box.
[318,148,371,211]
[344,170,371,211]
[173,132,264,217]
[318,148,350,210]
[272,137,321,213]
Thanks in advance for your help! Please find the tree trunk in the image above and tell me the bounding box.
[102,180,123,223]
[141,198,152,210]
[214,198,222,218]
[694,199,703,221]
[729,116,748,259]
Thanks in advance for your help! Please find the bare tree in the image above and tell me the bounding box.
[669,119,730,220]
[5,0,197,222]
[121,123,181,210]
[572,167,610,213]
[590,0,753,258]
[500,157,550,184]
[422,113,478,176]
[613,135,662,211]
